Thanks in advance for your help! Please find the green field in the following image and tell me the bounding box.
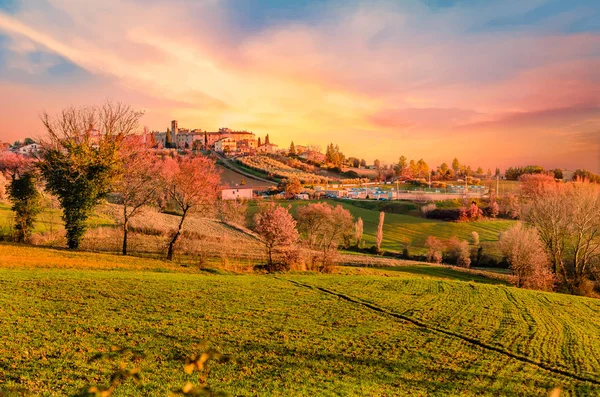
[250,200,516,255]
[1,194,514,262]
[1,244,599,396]
[0,202,115,235]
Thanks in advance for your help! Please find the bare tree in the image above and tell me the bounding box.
[297,203,353,271]
[114,137,164,255]
[297,202,330,248]
[520,173,556,199]
[499,223,555,291]
[524,180,600,293]
[218,199,249,227]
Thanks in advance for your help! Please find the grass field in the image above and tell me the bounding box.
[0,202,116,234]
[1,244,599,396]
[1,195,514,262]
[250,200,516,256]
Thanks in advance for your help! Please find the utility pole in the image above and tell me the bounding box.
[428,171,431,190]
[496,172,499,196]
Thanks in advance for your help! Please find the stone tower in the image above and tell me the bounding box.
[170,120,178,147]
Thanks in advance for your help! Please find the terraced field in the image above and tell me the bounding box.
[1,245,599,396]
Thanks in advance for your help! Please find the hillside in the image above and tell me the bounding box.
[0,244,598,396]
[216,163,275,189]
[249,200,516,257]
[2,198,512,261]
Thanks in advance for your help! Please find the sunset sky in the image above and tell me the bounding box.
[0,0,599,172]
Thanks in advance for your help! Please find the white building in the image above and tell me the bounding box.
[222,188,253,200]
[17,143,41,155]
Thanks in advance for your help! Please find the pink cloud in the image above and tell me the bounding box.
[0,1,598,172]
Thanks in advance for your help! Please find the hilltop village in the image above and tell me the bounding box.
[152,120,288,156]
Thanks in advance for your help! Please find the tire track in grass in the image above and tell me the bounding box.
[277,277,600,386]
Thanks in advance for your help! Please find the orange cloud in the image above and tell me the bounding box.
[0,1,598,172]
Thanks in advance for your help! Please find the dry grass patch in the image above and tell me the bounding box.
[0,243,188,272]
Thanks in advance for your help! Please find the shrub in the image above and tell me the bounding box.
[402,245,410,260]
[471,231,480,246]
[488,201,499,218]
[421,203,437,215]
[458,207,469,222]
[467,203,483,221]
[426,208,461,221]
[445,237,471,268]
[425,236,444,264]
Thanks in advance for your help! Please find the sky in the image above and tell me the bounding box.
[0,0,599,172]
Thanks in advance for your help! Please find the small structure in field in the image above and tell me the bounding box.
[295,193,310,200]
[222,188,253,200]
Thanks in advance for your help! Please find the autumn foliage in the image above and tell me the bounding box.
[162,155,221,260]
[296,202,354,271]
[254,204,299,271]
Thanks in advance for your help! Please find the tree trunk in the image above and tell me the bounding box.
[122,218,129,255]
[167,209,188,261]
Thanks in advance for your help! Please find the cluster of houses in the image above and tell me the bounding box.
[151,120,330,162]
[153,120,280,155]
[0,141,41,156]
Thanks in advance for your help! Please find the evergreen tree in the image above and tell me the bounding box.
[452,157,461,173]
[165,128,172,148]
[289,141,296,156]
[8,171,42,243]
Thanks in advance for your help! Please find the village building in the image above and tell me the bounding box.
[295,145,308,155]
[300,150,326,163]
[236,138,258,155]
[153,120,257,150]
[256,143,279,154]
[221,188,254,200]
[17,143,41,155]
[215,137,237,153]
